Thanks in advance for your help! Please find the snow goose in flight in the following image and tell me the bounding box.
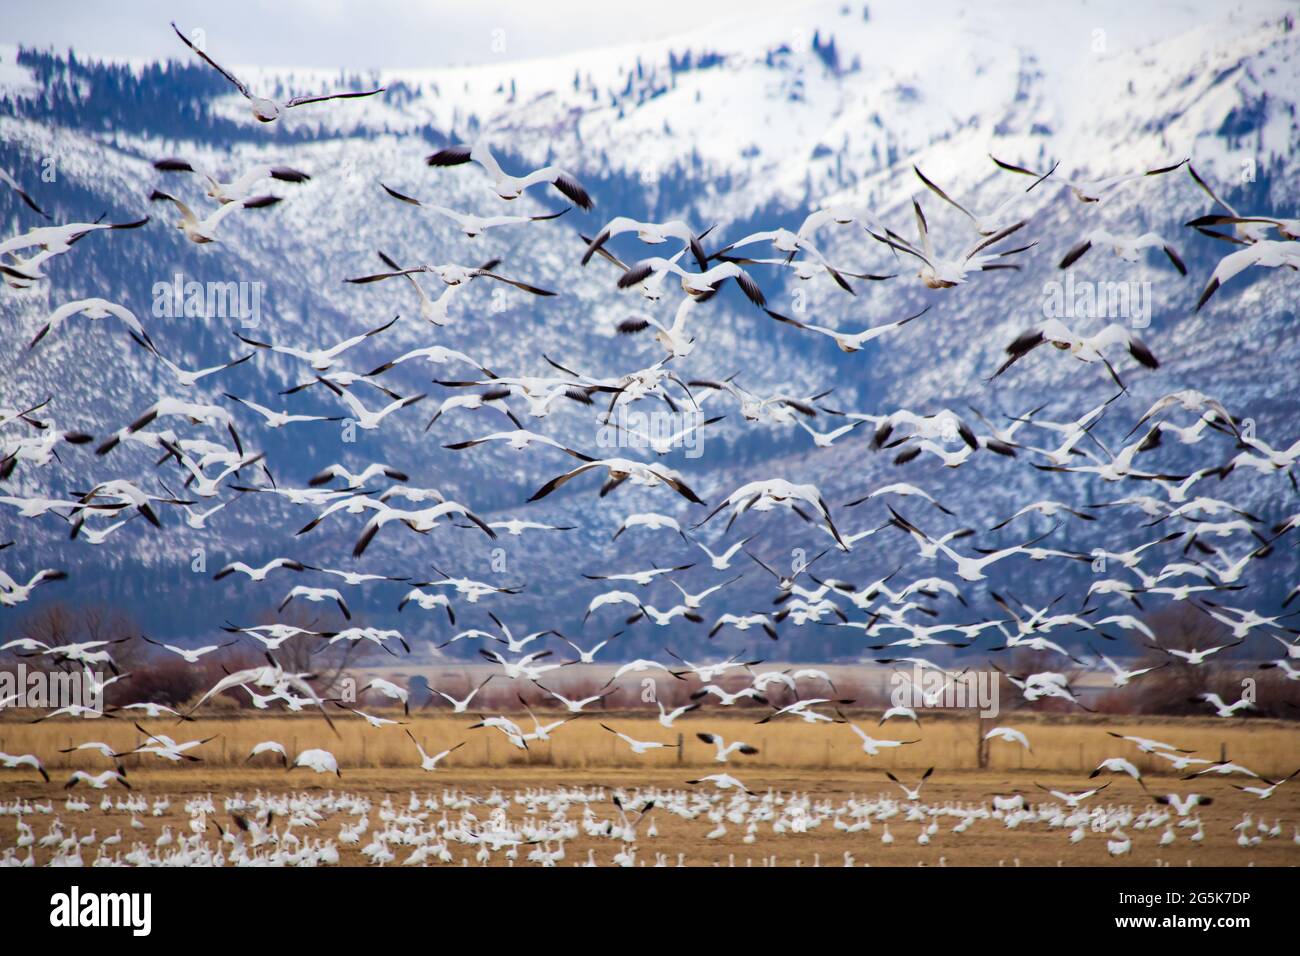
[796,417,867,448]
[992,318,1158,389]
[984,727,1032,751]
[159,441,263,497]
[653,701,701,727]
[583,563,695,587]
[694,534,756,570]
[869,200,1033,288]
[1058,228,1186,273]
[1089,757,1145,784]
[234,314,399,371]
[532,683,613,713]
[28,298,157,352]
[1090,649,1166,688]
[697,477,844,547]
[245,741,289,767]
[150,189,282,243]
[71,479,195,530]
[368,342,496,382]
[846,724,920,757]
[764,305,928,352]
[668,575,742,611]
[427,139,593,209]
[708,216,873,292]
[612,511,688,542]
[607,411,725,456]
[696,733,759,762]
[484,518,576,537]
[600,725,672,756]
[1151,792,1212,816]
[1232,769,1299,800]
[709,612,778,641]
[0,167,48,217]
[884,767,933,801]
[0,752,49,782]
[212,557,307,581]
[351,500,495,556]
[844,481,954,515]
[347,253,556,305]
[615,295,702,359]
[1106,732,1192,755]
[1194,239,1300,311]
[686,773,756,795]
[423,565,520,602]
[1034,782,1108,808]
[278,585,351,620]
[444,428,591,459]
[617,257,766,307]
[308,462,408,488]
[153,158,310,203]
[1189,691,1252,717]
[1126,389,1239,439]
[140,636,236,663]
[331,701,406,728]
[713,251,895,291]
[912,160,1057,235]
[1161,639,1245,667]
[431,675,494,713]
[552,633,620,666]
[223,393,341,429]
[580,232,705,302]
[405,731,465,772]
[65,770,130,790]
[379,183,567,237]
[422,391,522,431]
[356,678,410,716]
[871,406,979,452]
[0,569,66,608]
[171,22,384,123]
[990,154,1187,204]
[1185,163,1299,242]
[0,216,148,283]
[988,499,1095,531]
[127,724,218,762]
[990,664,1092,709]
[315,379,425,430]
[582,216,709,269]
[747,549,830,594]
[755,697,850,724]
[292,749,342,776]
[150,349,253,387]
[528,457,705,505]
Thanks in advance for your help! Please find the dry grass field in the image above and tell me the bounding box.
[2,710,1297,866]
[3,708,1297,776]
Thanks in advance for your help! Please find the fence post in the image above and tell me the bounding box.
[976,716,987,770]
[676,733,683,764]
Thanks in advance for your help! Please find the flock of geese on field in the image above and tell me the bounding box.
[2,22,1300,866]
[2,783,1299,867]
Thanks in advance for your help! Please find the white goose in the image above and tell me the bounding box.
[426,139,593,209]
[171,23,384,123]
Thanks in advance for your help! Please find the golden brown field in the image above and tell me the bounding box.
[2,710,1297,867]
[2,708,1299,775]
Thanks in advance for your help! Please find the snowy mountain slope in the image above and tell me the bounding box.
[1,1,1298,660]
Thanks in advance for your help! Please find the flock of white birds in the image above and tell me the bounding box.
[1,20,1299,867]
[2,782,1299,868]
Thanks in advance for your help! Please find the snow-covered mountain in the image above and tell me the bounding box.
[2,0,1298,660]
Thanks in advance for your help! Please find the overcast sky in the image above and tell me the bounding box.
[7,1,801,70]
